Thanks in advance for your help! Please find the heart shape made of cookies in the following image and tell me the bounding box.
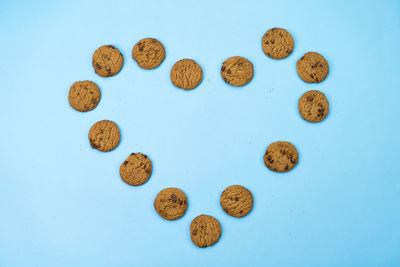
[68,28,330,248]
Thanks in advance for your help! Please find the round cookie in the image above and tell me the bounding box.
[264,141,298,173]
[221,56,253,87]
[68,81,101,112]
[120,153,152,186]
[220,185,253,218]
[262,28,294,59]
[132,38,165,69]
[88,120,120,152]
[190,215,221,248]
[154,188,188,220]
[298,90,329,123]
[296,52,329,83]
[92,45,124,77]
[170,59,203,90]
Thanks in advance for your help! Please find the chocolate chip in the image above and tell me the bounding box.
[95,63,102,70]
[267,156,272,160]
[123,161,128,165]
[221,66,225,71]
[227,70,231,75]
[139,46,143,51]
[284,165,289,170]
[287,49,291,54]
[171,194,177,202]
[318,108,324,113]
[145,169,151,174]
[131,153,136,156]
[106,45,115,49]
[179,200,183,205]
[265,41,269,45]
[271,39,275,44]
[238,62,243,66]
[91,99,97,104]
[235,197,239,201]
[269,159,274,163]
[239,210,243,213]
[291,158,297,164]
[183,200,187,204]
[267,52,271,56]
[310,74,314,79]
[282,150,286,155]
[192,230,197,235]
[311,62,319,68]
[301,56,305,60]
[307,96,313,101]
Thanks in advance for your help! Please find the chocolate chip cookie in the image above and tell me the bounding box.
[170,59,203,90]
[120,153,152,186]
[132,38,165,69]
[92,45,124,77]
[296,52,329,83]
[68,80,101,112]
[154,188,188,220]
[221,56,253,87]
[264,141,298,173]
[88,120,120,152]
[220,185,253,218]
[262,28,294,59]
[190,215,221,248]
[298,90,329,123]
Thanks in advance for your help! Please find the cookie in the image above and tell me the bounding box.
[120,152,152,186]
[190,215,221,248]
[296,52,329,83]
[298,90,329,123]
[262,28,294,59]
[170,59,203,90]
[92,45,124,77]
[220,185,253,218]
[132,38,165,69]
[221,56,253,87]
[88,120,120,152]
[154,188,188,220]
[68,81,101,112]
[264,141,298,173]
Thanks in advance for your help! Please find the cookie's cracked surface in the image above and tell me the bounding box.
[190,215,221,248]
[120,153,152,186]
[88,120,120,152]
[220,185,253,218]
[154,188,188,220]
[264,141,298,173]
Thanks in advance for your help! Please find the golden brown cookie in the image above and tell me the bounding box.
[262,28,294,59]
[190,215,221,248]
[88,120,120,152]
[170,59,203,90]
[296,52,329,83]
[68,81,101,112]
[220,185,253,218]
[264,141,298,173]
[154,188,188,220]
[298,90,329,123]
[119,153,152,186]
[92,45,124,77]
[132,38,165,69]
[221,56,253,87]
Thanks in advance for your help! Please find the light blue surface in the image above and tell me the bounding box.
[1,0,400,266]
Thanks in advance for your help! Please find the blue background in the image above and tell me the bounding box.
[1,0,400,266]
